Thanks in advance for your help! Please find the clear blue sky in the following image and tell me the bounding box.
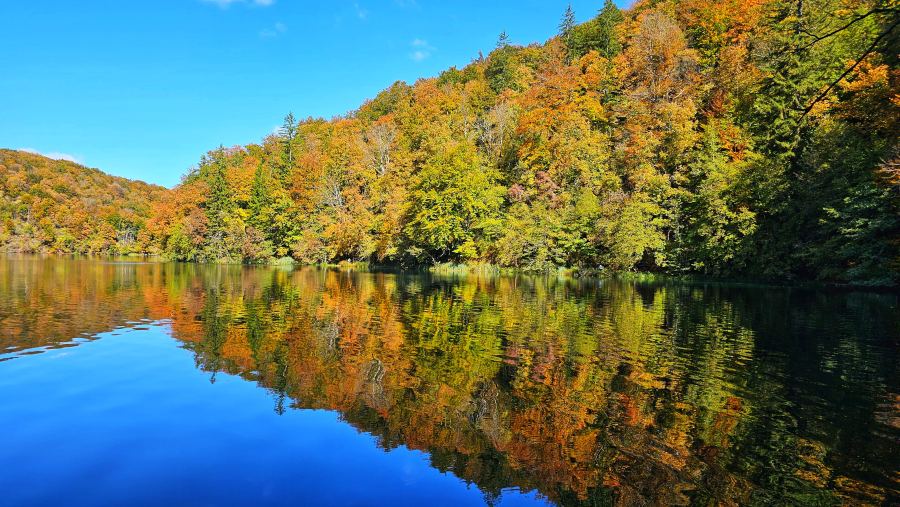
[1,1,628,187]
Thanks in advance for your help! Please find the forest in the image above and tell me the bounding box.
[1,0,898,285]
[0,149,166,254]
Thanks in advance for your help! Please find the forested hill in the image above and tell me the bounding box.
[0,149,167,254]
[7,0,900,286]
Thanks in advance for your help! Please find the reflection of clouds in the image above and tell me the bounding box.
[401,456,423,485]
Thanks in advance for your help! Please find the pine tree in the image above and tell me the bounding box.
[249,164,272,227]
[559,5,576,43]
[203,147,233,234]
[596,0,624,58]
[278,112,297,177]
[496,31,510,49]
[566,0,623,60]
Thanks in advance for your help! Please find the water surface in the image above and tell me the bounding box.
[1,256,898,505]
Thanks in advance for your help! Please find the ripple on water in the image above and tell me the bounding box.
[0,258,897,505]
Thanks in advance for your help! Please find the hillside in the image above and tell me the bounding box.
[0,149,167,254]
[6,0,900,285]
[143,0,898,284]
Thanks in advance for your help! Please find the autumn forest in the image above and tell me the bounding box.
[2,0,898,286]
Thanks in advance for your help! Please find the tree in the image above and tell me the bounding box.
[278,112,297,177]
[404,144,504,262]
[496,31,510,49]
[559,4,576,44]
[670,125,757,274]
[199,149,238,260]
[249,164,272,227]
[365,122,396,176]
[597,192,666,271]
[200,147,233,235]
[485,44,520,94]
[624,11,699,104]
[566,0,624,59]
[595,0,624,58]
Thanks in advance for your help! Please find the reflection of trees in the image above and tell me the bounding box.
[1,259,897,505]
[0,257,165,354]
[160,269,898,505]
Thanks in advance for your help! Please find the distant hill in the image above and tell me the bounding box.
[0,149,167,254]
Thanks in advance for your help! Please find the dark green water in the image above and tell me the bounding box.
[0,256,897,505]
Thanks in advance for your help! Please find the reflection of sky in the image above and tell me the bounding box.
[0,324,550,506]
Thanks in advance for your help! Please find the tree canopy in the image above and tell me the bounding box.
[4,0,898,286]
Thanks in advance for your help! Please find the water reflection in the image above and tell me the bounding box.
[0,256,898,505]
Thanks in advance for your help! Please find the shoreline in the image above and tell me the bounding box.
[3,251,897,291]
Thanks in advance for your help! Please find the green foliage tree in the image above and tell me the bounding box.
[566,0,624,59]
[249,164,272,226]
[200,148,234,235]
[670,126,757,274]
[278,112,297,178]
[559,4,576,45]
[404,144,504,262]
[485,44,520,94]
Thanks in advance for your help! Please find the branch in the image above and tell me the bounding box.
[798,16,900,121]
[798,7,899,52]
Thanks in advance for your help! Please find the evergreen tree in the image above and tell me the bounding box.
[496,31,510,49]
[559,5,576,43]
[249,164,272,227]
[566,0,624,59]
[196,147,239,260]
[202,147,233,234]
[278,112,297,177]
[595,0,624,58]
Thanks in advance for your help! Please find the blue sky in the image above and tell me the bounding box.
[1,1,627,187]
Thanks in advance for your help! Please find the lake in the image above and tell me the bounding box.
[0,256,897,506]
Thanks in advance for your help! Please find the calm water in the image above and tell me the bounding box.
[0,257,897,506]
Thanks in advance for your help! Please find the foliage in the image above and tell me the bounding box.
[5,0,899,285]
[403,143,504,262]
[0,149,166,255]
